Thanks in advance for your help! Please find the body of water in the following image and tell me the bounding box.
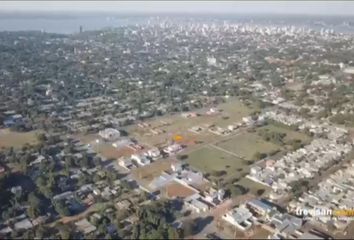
[0,16,145,34]
[0,15,354,34]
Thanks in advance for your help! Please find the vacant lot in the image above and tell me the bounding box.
[164,181,198,198]
[132,159,176,183]
[126,98,256,146]
[96,144,135,160]
[186,146,249,181]
[75,133,139,160]
[214,132,280,161]
[75,133,98,144]
[0,129,39,149]
[252,226,273,239]
[237,177,271,197]
[257,124,311,144]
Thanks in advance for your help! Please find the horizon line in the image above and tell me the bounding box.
[1,10,354,17]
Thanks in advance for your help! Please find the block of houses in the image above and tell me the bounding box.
[269,213,303,238]
[163,143,183,155]
[131,154,151,166]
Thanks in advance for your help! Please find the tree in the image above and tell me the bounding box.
[22,229,35,239]
[176,154,188,161]
[256,189,265,196]
[54,200,70,216]
[35,225,47,239]
[37,133,47,142]
[131,224,140,239]
[28,192,41,209]
[27,206,40,219]
[253,152,267,160]
[211,170,227,177]
[167,226,180,239]
[56,223,71,239]
[227,184,249,197]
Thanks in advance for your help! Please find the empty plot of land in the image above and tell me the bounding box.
[214,133,280,160]
[216,98,259,128]
[252,226,273,239]
[237,177,271,196]
[75,133,98,144]
[0,129,39,149]
[132,159,176,182]
[126,98,256,146]
[164,180,198,198]
[186,146,249,181]
[75,134,137,160]
[96,144,135,160]
[257,124,311,143]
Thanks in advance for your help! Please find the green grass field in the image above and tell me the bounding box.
[214,132,280,160]
[186,146,249,181]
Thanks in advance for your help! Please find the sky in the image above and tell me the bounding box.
[0,1,354,16]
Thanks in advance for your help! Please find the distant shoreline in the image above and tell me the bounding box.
[0,14,353,34]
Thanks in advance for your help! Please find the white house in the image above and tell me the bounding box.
[99,128,121,141]
[145,147,161,159]
[222,206,254,231]
[186,197,209,213]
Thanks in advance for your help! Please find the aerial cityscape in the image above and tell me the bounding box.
[1,1,354,239]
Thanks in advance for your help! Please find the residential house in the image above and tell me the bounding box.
[185,194,210,213]
[222,205,254,231]
[247,199,274,217]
